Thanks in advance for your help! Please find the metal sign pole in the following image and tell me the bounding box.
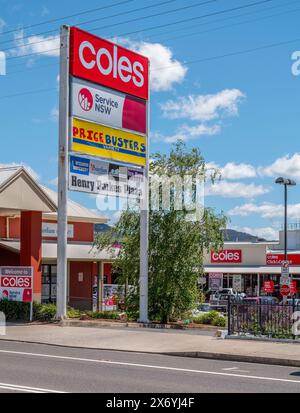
[56,25,70,320]
[139,62,150,324]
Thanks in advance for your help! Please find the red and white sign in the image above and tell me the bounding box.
[264,281,274,294]
[70,27,149,100]
[266,253,300,266]
[71,79,146,135]
[211,250,242,264]
[281,284,291,297]
[290,281,297,294]
[0,267,33,303]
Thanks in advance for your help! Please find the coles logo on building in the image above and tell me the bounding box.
[70,27,149,100]
[78,88,93,111]
[211,250,242,264]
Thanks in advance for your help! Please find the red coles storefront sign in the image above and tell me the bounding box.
[211,250,242,264]
[266,254,300,266]
[70,27,149,100]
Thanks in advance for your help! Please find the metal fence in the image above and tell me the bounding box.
[228,299,300,339]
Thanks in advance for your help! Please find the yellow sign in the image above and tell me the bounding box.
[71,118,147,166]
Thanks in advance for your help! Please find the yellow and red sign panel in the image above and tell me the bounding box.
[71,117,147,166]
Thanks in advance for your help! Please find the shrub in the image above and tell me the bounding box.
[67,307,82,319]
[85,311,120,320]
[193,310,226,327]
[0,300,30,321]
[34,303,56,321]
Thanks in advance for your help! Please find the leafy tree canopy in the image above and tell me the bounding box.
[95,141,227,323]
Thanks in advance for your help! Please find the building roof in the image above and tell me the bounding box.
[42,186,107,224]
[0,166,107,224]
[0,167,57,214]
[0,240,115,261]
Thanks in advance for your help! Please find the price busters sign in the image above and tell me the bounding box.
[0,267,33,303]
[72,117,147,166]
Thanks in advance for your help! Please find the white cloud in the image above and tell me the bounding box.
[0,18,6,32]
[161,89,245,121]
[50,107,59,122]
[11,30,60,58]
[155,89,245,143]
[0,162,40,181]
[114,38,187,92]
[49,177,58,187]
[228,202,300,220]
[206,161,257,180]
[206,181,270,199]
[258,153,300,180]
[231,225,279,241]
[161,123,221,144]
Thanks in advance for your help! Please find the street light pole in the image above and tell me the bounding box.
[275,177,296,304]
[284,183,288,262]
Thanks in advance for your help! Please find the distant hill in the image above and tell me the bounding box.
[94,223,111,233]
[223,229,267,242]
[95,225,267,242]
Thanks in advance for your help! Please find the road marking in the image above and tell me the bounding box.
[0,382,65,393]
[0,349,299,386]
[222,367,249,373]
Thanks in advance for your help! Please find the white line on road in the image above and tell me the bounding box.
[222,367,249,373]
[0,349,299,386]
[0,382,66,393]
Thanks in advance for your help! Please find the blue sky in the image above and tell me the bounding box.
[1,0,300,239]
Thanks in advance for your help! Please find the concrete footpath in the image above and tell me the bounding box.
[1,322,300,367]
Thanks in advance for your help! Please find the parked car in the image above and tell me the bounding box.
[243,296,279,305]
[281,298,300,309]
[192,303,212,316]
[210,288,243,310]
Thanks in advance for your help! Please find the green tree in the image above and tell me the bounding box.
[95,141,227,323]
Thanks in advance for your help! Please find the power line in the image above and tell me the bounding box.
[2,0,216,54]
[6,1,298,76]
[4,0,275,62]
[0,0,135,36]
[0,0,179,49]
[142,0,298,42]
[1,34,300,100]
[111,0,275,38]
[156,4,300,44]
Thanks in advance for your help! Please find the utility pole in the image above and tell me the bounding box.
[139,61,150,324]
[56,25,70,320]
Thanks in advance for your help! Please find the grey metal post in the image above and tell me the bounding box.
[56,25,70,320]
[284,183,288,261]
[139,61,150,323]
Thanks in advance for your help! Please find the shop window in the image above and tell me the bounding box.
[42,264,57,304]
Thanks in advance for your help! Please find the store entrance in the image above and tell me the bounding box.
[42,264,57,304]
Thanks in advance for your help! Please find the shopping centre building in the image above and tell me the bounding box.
[0,165,299,309]
[0,166,114,310]
[204,234,300,297]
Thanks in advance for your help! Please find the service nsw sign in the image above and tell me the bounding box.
[71,79,146,135]
[70,27,149,100]
[71,117,147,166]
[0,267,33,303]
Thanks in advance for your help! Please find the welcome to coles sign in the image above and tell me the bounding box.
[0,267,33,303]
[70,27,149,101]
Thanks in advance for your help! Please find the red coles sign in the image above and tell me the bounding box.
[264,281,274,293]
[211,250,242,264]
[70,27,149,100]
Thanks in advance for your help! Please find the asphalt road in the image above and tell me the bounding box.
[0,341,300,393]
